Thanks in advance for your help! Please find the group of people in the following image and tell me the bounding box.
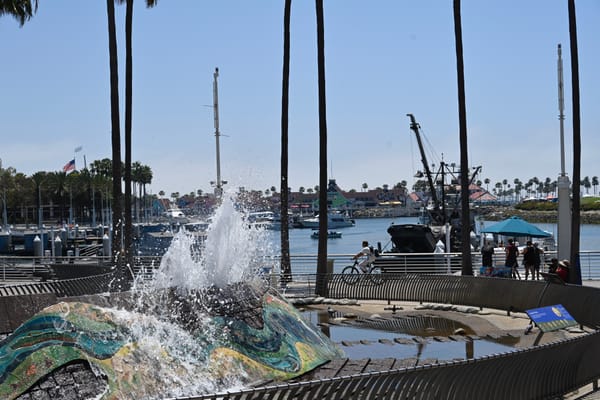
[481,238,570,282]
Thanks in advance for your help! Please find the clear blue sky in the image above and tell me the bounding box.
[1,1,598,196]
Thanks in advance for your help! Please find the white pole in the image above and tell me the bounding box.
[445,223,451,274]
[557,43,571,261]
[213,67,223,197]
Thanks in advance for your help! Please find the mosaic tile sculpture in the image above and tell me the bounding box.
[0,287,343,399]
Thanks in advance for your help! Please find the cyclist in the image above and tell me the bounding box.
[353,240,376,273]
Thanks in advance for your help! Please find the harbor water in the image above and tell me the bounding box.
[267,217,600,255]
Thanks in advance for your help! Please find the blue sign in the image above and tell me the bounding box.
[526,304,577,333]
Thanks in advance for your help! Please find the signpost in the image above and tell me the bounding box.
[526,304,578,346]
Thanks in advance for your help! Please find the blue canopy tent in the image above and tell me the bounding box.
[481,216,551,238]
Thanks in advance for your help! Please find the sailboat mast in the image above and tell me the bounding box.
[213,67,223,197]
[558,44,566,176]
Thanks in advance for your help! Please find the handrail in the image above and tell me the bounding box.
[3,256,600,398]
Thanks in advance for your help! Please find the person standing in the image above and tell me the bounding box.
[505,239,520,279]
[481,241,495,268]
[522,241,536,280]
[532,242,544,280]
[353,240,376,273]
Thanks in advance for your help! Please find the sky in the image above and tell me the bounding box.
[1,1,599,197]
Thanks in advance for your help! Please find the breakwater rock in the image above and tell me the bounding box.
[478,206,600,224]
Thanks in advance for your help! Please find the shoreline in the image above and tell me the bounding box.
[351,206,600,225]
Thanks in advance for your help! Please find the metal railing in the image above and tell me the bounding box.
[4,251,600,283]
[273,250,600,280]
[3,253,600,398]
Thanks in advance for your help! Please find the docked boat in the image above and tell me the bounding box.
[299,212,355,229]
[386,115,480,254]
[248,211,284,230]
[310,231,342,239]
[162,208,189,223]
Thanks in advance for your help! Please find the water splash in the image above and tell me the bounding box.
[1,194,342,399]
[150,194,277,293]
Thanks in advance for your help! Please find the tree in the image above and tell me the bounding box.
[362,182,368,192]
[30,172,47,228]
[139,164,152,222]
[592,176,598,195]
[47,171,69,224]
[582,176,591,194]
[279,0,292,283]
[513,178,523,202]
[315,0,329,295]
[106,0,125,285]
[568,0,581,284]
[0,165,16,228]
[484,178,490,193]
[453,0,472,275]
[0,0,38,26]
[116,0,157,269]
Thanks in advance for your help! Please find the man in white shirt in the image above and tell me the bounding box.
[353,240,376,272]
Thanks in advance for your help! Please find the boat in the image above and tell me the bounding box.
[248,211,285,230]
[310,231,342,239]
[387,114,480,254]
[299,212,355,229]
[162,208,189,223]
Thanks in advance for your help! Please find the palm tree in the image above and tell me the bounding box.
[484,178,490,193]
[315,0,329,295]
[513,178,522,202]
[0,0,38,26]
[362,182,368,192]
[453,0,472,275]
[116,0,157,269]
[139,164,152,222]
[568,0,581,284]
[47,172,69,224]
[0,165,16,228]
[582,176,591,194]
[592,176,598,195]
[131,161,142,221]
[106,0,125,285]
[30,171,47,229]
[279,0,292,284]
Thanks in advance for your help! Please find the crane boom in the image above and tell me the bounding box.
[407,114,441,221]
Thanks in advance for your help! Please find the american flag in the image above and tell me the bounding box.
[63,159,75,173]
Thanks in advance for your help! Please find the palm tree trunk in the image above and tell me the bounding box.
[315,0,328,296]
[123,0,134,275]
[106,0,124,286]
[453,0,473,275]
[568,0,581,284]
[280,0,292,284]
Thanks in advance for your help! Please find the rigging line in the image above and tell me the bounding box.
[419,125,442,168]
[409,128,416,182]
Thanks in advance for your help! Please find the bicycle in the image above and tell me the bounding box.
[341,260,383,285]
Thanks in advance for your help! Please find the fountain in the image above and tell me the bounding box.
[0,195,343,399]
